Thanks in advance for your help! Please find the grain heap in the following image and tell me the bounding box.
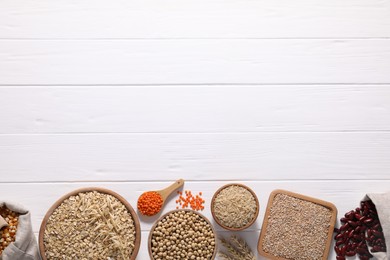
[0,206,19,255]
[138,191,163,216]
[262,193,332,260]
[213,185,257,229]
[43,191,136,260]
[150,210,216,259]
[176,190,205,211]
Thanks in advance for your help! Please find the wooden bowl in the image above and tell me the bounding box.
[211,183,259,231]
[257,189,338,260]
[148,209,218,260]
[39,187,141,260]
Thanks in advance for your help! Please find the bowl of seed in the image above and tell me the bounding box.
[39,187,141,260]
[258,189,337,260]
[149,209,217,259]
[211,183,259,231]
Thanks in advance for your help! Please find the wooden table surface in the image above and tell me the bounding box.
[1,0,390,259]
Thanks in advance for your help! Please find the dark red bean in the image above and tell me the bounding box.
[346,251,356,257]
[352,234,360,242]
[372,230,382,237]
[345,210,355,219]
[375,238,384,245]
[335,245,341,255]
[336,256,346,260]
[340,223,350,231]
[348,221,358,228]
[372,223,381,231]
[335,233,344,240]
[364,218,374,224]
[340,217,348,223]
[350,243,358,250]
[355,213,362,220]
[356,247,367,255]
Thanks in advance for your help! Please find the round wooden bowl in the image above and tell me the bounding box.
[148,209,218,260]
[39,187,141,260]
[211,183,260,231]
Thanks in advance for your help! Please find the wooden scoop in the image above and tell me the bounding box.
[157,179,185,204]
[138,179,185,216]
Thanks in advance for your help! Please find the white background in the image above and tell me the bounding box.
[1,0,390,259]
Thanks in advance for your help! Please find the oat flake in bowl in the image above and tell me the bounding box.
[211,183,259,230]
[40,188,141,260]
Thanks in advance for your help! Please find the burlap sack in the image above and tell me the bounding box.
[363,192,390,260]
[0,202,40,260]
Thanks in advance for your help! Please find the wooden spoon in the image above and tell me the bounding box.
[138,179,185,216]
[157,179,185,204]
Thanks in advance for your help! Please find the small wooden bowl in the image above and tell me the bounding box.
[148,209,218,260]
[257,189,338,260]
[211,183,260,231]
[39,187,141,260]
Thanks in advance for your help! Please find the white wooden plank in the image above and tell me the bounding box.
[0,40,389,85]
[4,180,390,259]
[0,0,389,39]
[1,133,389,182]
[1,86,390,133]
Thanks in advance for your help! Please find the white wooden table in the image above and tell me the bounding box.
[0,1,390,259]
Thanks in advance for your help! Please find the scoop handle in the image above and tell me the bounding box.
[159,179,185,201]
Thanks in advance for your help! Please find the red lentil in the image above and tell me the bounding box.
[137,191,163,216]
[176,190,205,211]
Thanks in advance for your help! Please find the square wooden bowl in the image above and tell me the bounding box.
[258,189,337,260]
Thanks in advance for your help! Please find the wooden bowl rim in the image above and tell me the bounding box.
[148,209,218,260]
[257,189,338,260]
[210,183,260,231]
[38,187,141,260]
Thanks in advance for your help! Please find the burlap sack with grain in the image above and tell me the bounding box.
[0,201,40,260]
[363,192,390,260]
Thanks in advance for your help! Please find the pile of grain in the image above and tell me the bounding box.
[43,191,136,260]
[213,185,257,229]
[262,193,332,260]
[0,206,19,255]
[150,210,216,260]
